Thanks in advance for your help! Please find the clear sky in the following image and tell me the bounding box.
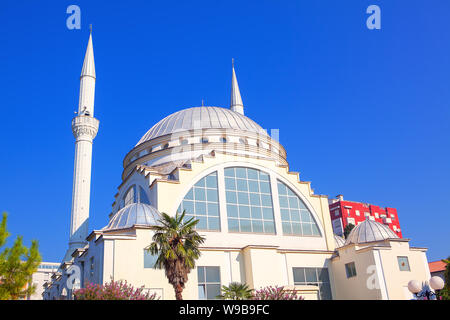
[0,1,448,263]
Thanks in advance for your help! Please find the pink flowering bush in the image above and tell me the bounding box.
[252,286,303,300]
[73,279,158,300]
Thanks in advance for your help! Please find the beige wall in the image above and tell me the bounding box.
[331,240,430,300]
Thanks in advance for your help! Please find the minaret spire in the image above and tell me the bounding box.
[64,32,99,261]
[230,58,244,115]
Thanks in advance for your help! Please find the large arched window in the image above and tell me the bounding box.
[177,172,220,231]
[277,180,320,236]
[224,167,275,234]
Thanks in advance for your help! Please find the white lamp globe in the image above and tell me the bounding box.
[408,280,422,294]
[429,276,445,291]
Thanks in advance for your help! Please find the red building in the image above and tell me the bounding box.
[329,195,402,238]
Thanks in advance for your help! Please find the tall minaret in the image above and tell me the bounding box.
[64,31,99,261]
[230,59,244,115]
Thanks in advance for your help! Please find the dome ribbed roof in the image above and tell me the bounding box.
[103,203,161,231]
[334,234,346,248]
[345,219,399,245]
[136,106,268,146]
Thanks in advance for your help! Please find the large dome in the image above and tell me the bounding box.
[345,219,399,245]
[136,106,268,146]
[103,203,161,231]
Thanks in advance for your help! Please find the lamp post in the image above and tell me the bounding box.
[408,277,445,300]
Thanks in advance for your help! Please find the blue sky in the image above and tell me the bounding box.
[0,1,448,263]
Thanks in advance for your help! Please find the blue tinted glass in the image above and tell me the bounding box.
[279,196,289,208]
[259,172,269,181]
[208,217,220,230]
[292,223,302,235]
[302,223,312,236]
[264,221,275,234]
[228,218,239,231]
[247,169,258,180]
[281,209,290,221]
[249,193,261,206]
[301,210,311,222]
[251,207,262,219]
[252,220,264,233]
[262,208,273,220]
[291,210,300,222]
[239,205,250,218]
[207,189,218,202]
[282,222,291,234]
[226,191,237,204]
[182,200,194,215]
[196,202,207,215]
[240,219,251,232]
[196,216,208,229]
[237,192,249,205]
[248,180,259,193]
[259,181,271,194]
[261,194,272,206]
[224,168,235,177]
[235,168,247,178]
[277,182,287,195]
[236,179,248,191]
[205,175,217,188]
[194,188,206,201]
[144,250,158,268]
[185,189,194,200]
[195,178,205,188]
[225,178,236,190]
[197,267,205,282]
[227,205,238,217]
[207,203,219,216]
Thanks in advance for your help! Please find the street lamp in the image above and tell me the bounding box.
[408,277,445,300]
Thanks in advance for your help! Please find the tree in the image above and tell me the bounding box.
[343,223,355,239]
[73,279,158,300]
[0,212,42,300]
[437,257,450,300]
[218,282,253,300]
[146,211,205,300]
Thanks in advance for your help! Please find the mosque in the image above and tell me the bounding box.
[43,33,433,300]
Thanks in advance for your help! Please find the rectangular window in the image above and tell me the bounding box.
[345,262,357,278]
[89,257,95,278]
[197,266,221,300]
[144,249,158,268]
[292,267,332,300]
[397,256,411,271]
[355,210,360,216]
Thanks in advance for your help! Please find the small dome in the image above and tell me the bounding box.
[103,203,161,231]
[136,106,268,146]
[345,219,399,245]
[334,234,346,248]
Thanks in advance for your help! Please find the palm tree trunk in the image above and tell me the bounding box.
[175,284,183,300]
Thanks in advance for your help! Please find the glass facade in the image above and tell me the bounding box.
[177,172,220,231]
[293,267,332,300]
[277,181,320,236]
[224,167,275,234]
[197,266,221,300]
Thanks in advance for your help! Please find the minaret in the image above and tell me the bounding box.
[230,59,244,115]
[64,30,99,261]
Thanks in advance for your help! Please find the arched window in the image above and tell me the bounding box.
[124,186,136,206]
[124,185,151,206]
[177,172,220,231]
[277,181,320,236]
[224,167,275,234]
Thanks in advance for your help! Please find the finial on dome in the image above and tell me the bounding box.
[230,59,244,115]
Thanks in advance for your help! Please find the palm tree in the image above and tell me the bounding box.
[218,282,253,300]
[146,211,205,300]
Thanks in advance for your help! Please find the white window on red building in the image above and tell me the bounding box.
[364,212,370,217]
[374,212,379,218]
[355,210,360,216]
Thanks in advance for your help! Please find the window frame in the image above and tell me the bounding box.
[345,262,357,278]
[197,266,221,300]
